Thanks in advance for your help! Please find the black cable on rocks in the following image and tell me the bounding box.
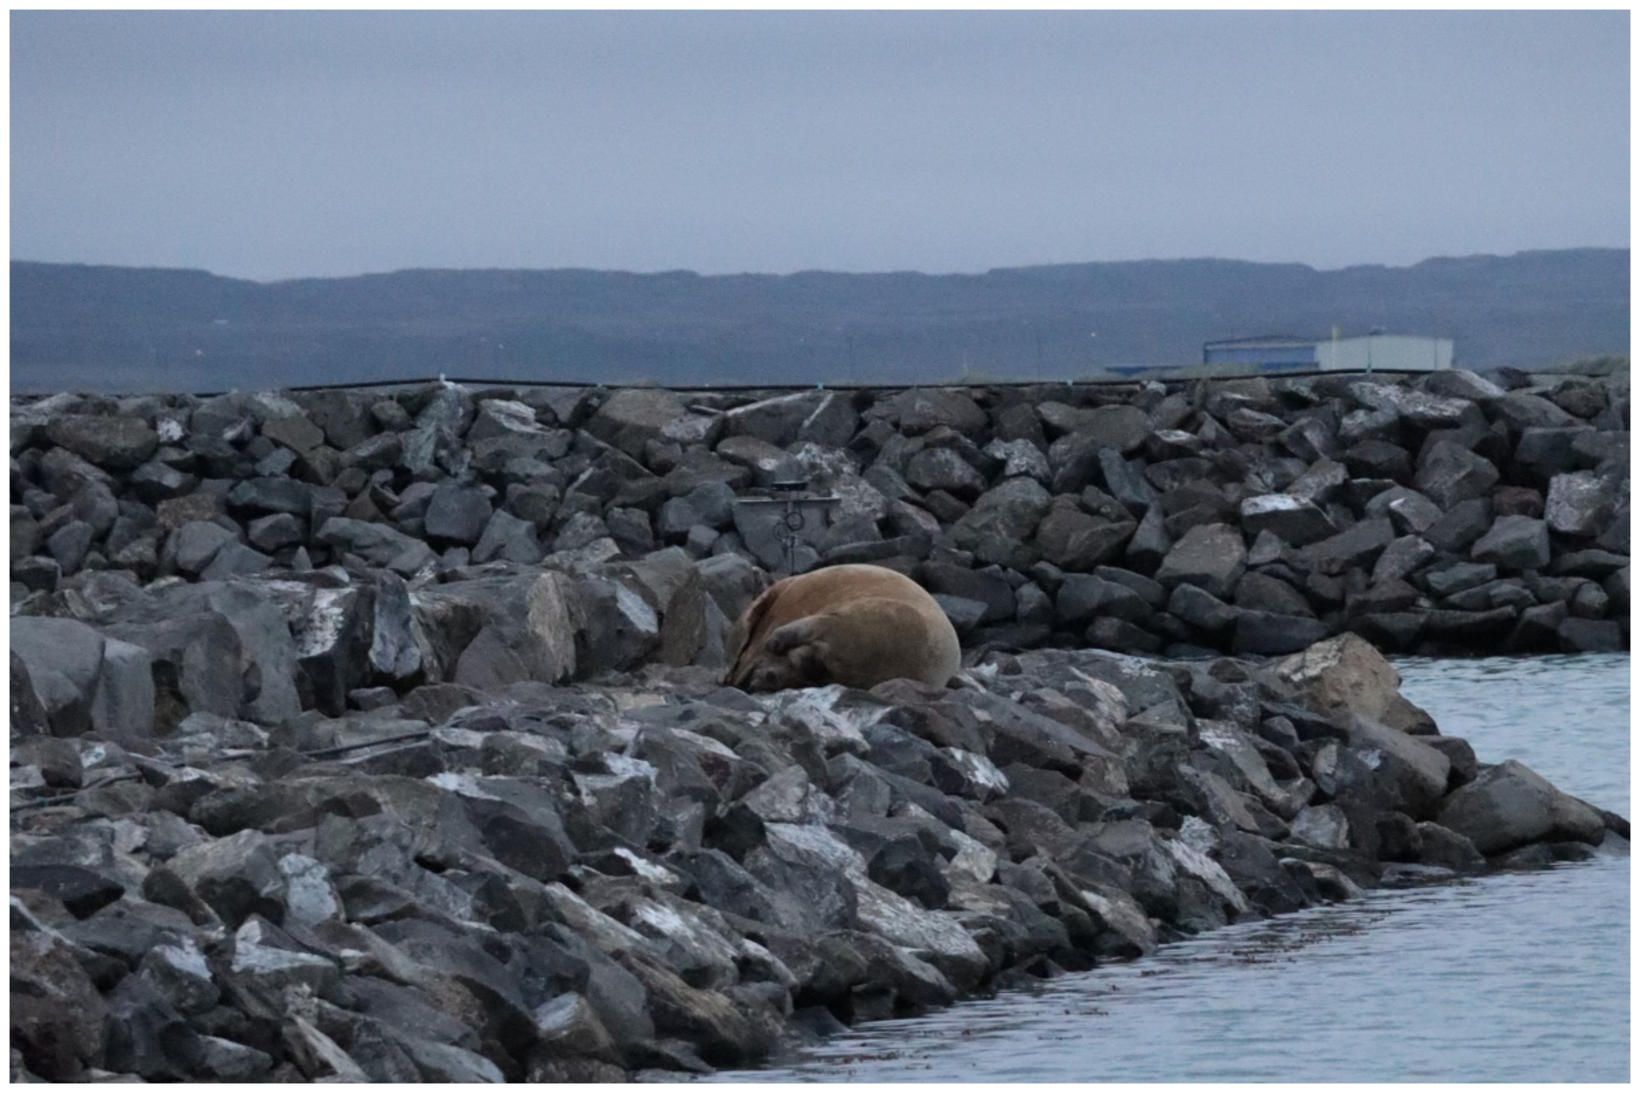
[10,726,443,814]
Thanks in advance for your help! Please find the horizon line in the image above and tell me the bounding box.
[9,245,1628,287]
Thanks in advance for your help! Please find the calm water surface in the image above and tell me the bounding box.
[712,654,1630,1082]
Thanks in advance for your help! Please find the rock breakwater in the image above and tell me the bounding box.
[11,370,1629,659]
[12,630,1628,1081]
[9,371,1631,1081]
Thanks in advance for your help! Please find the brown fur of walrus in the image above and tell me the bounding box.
[723,563,961,693]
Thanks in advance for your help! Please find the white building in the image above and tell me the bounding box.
[1313,333,1453,373]
[1203,332,1454,374]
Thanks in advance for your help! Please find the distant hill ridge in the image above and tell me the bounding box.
[10,248,1628,393]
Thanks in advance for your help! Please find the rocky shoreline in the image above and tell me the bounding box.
[12,627,1630,1082]
[10,370,1628,659]
[9,372,1632,1081]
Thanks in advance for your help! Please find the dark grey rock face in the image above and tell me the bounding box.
[1470,516,1552,571]
[46,414,159,471]
[1415,442,1500,509]
[423,483,493,545]
[1239,494,1337,546]
[7,598,1624,1084]
[1437,760,1607,854]
[1545,471,1617,537]
[1156,523,1246,599]
[8,371,1627,661]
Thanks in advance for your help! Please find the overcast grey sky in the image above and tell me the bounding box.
[10,10,1629,281]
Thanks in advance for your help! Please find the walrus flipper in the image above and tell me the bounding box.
[763,616,825,656]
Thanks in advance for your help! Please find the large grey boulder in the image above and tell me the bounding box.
[878,388,986,435]
[143,582,305,726]
[316,517,437,574]
[471,509,544,564]
[89,635,159,743]
[368,571,423,682]
[1491,391,1578,432]
[1415,441,1500,509]
[722,391,830,447]
[47,521,95,575]
[411,570,579,688]
[1545,471,1616,537]
[11,616,107,737]
[1437,760,1607,854]
[1168,582,1238,634]
[1348,382,1476,429]
[1055,574,1152,628]
[227,477,313,516]
[568,572,664,676]
[294,388,377,449]
[1513,425,1597,481]
[585,389,691,458]
[1371,535,1436,585]
[1232,611,1330,656]
[949,476,1052,568]
[1366,486,1444,536]
[905,448,986,499]
[104,611,244,730]
[1423,369,1505,402]
[1557,616,1624,653]
[1470,516,1551,571]
[1035,496,1136,572]
[46,414,159,470]
[1286,458,1349,505]
[11,930,111,1080]
[247,513,305,553]
[1239,494,1337,547]
[983,438,1051,482]
[1300,517,1395,576]
[467,398,544,443]
[1345,716,1451,818]
[10,616,155,742]
[173,521,238,576]
[423,483,493,545]
[1424,498,1495,554]
[1155,523,1246,599]
[258,406,326,455]
[1041,403,1150,454]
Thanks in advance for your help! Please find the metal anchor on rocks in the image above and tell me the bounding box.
[732,474,840,575]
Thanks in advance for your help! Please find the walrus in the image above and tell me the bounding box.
[724,563,961,693]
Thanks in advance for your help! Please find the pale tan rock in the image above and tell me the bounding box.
[1275,632,1435,734]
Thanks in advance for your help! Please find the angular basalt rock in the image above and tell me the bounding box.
[878,388,987,435]
[949,476,1052,568]
[1415,441,1500,509]
[1033,496,1135,571]
[1275,633,1434,735]
[1437,760,1606,855]
[423,483,494,545]
[1238,494,1337,547]
[1470,515,1551,572]
[11,930,112,1079]
[1545,470,1616,538]
[1154,523,1246,599]
[316,517,437,574]
[46,414,159,471]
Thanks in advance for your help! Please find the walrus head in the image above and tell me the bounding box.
[739,634,831,692]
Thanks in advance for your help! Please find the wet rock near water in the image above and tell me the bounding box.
[10,621,1628,1081]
